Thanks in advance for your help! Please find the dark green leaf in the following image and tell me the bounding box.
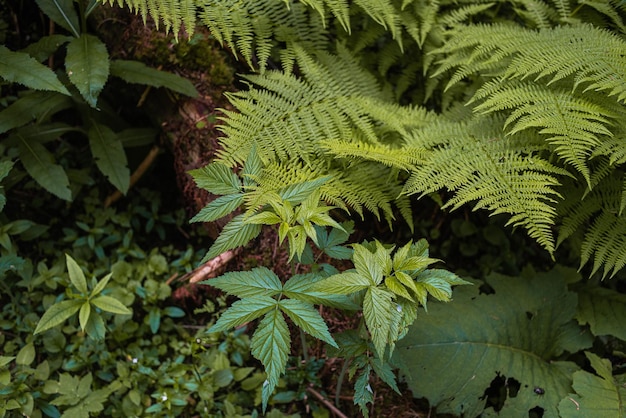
[191,193,244,223]
[279,299,337,347]
[576,285,626,340]
[202,267,282,298]
[0,46,70,95]
[162,306,185,318]
[91,296,132,315]
[116,128,158,148]
[66,34,109,107]
[203,214,262,261]
[16,343,36,366]
[0,91,72,134]
[110,60,198,97]
[21,35,72,62]
[35,0,80,37]
[88,123,130,193]
[208,296,277,333]
[189,163,241,195]
[34,299,83,334]
[354,365,373,417]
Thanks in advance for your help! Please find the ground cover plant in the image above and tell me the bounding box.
[1,0,626,416]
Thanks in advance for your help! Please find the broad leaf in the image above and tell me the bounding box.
[21,34,72,62]
[79,302,91,331]
[66,35,109,107]
[251,309,290,411]
[190,193,243,223]
[0,46,70,95]
[278,299,337,346]
[352,243,385,285]
[35,0,80,37]
[88,123,130,193]
[558,352,626,417]
[363,286,396,358]
[313,271,372,294]
[91,296,132,315]
[0,91,73,135]
[208,296,277,333]
[394,269,593,418]
[202,267,283,298]
[110,60,198,97]
[18,136,72,200]
[34,299,83,334]
[66,254,87,294]
[203,214,262,261]
[279,176,331,205]
[189,163,241,195]
[576,285,626,341]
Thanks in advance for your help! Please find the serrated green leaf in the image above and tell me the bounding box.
[558,352,626,417]
[91,296,132,315]
[0,46,70,95]
[279,299,337,347]
[576,285,626,340]
[384,275,414,301]
[0,91,72,135]
[79,302,91,331]
[21,34,72,62]
[363,287,395,359]
[109,60,198,97]
[208,296,277,333]
[35,0,80,37]
[190,193,243,223]
[244,211,282,225]
[203,214,262,261]
[279,176,331,205]
[34,299,83,334]
[242,145,262,188]
[202,267,282,298]
[189,163,241,195]
[66,254,88,294]
[251,309,290,411]
[354,365,373,417]
[283,273,360,309]
[313,271,372,294]
[394,270,592,417]
[16,343,36,366]
[352,244,384,285]
[88,123,129,193]
[91,273,112,297]
[18,135,71,200]
[326,330,368,358]
[370,358,400,394]
[66,34,109,107]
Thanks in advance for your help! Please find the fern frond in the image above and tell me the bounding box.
[557,173,626,278]
[403,114,568,253]
[101,0,195,37]
[321,139,428,170]
[473,80,619,183]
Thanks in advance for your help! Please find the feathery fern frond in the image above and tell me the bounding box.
[403,114,569,253]
[101,0,195,37]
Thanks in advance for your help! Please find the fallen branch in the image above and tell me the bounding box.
[105,145,161,207]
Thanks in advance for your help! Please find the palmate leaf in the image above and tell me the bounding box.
[88,123,130,193]
[65,34,110,108]
[0,46,70,95]
[363,286,397,359]
[558,352,626,417]
[278,299,336,347]
[109,60,198,97]
[282,273,360,309]
[393,269,593,417]
[208,296,277,333]
[202,214,262,261]
[202,267,283,298]
[251,308,290,411]
[190,193,243,223]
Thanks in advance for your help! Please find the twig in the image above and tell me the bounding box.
[184,249,238,283]
[306,386,349,418]
[105,145,161,207]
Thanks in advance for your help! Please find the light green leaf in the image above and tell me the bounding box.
[208,296,277,333]
[394,270,592,417]
[251,309,290,411]
[384,275,414,301]
[66,254,88,294]
[0,91,73,134]
[313,271,372,294]
[0,46,70,95]
[35,0,80,37]
[0,356,14,368]
[189,163,241,195]
[558,352,626,418]
[110,60,198,97]
[16,343,36,366]
[34,299,83,334]
[244,211,283,225]
[279,176,331,205]
[203,214,262,261]
[190,193,243,223]
[279,299,337,347]
[202,267,283,298]
[66,34,109,107]
[91,273,112,297]
[79,302,91,331]
[283,273,360,310]
[88,123,130,193]
[354,365,374,417]
[352,244,385,285]
[363,286,395,359]
[91,296,132,315]
[576,285,626,340]
[242,145,262,187]
[17,134,72,200]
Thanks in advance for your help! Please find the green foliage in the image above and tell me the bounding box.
[0,0,197,199]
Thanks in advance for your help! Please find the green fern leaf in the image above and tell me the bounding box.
[65,34,109,108]
[251,308,291,411]
[208,296,278,333]
[101,0,195,38]
[278,299,337,346]
[202,267,283,298]
[17,135,72,200]
[88,123,130,193]
[203,214,262,262]
[190,193,243,223]
[109,60,198,97]
[0,46,70,95]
